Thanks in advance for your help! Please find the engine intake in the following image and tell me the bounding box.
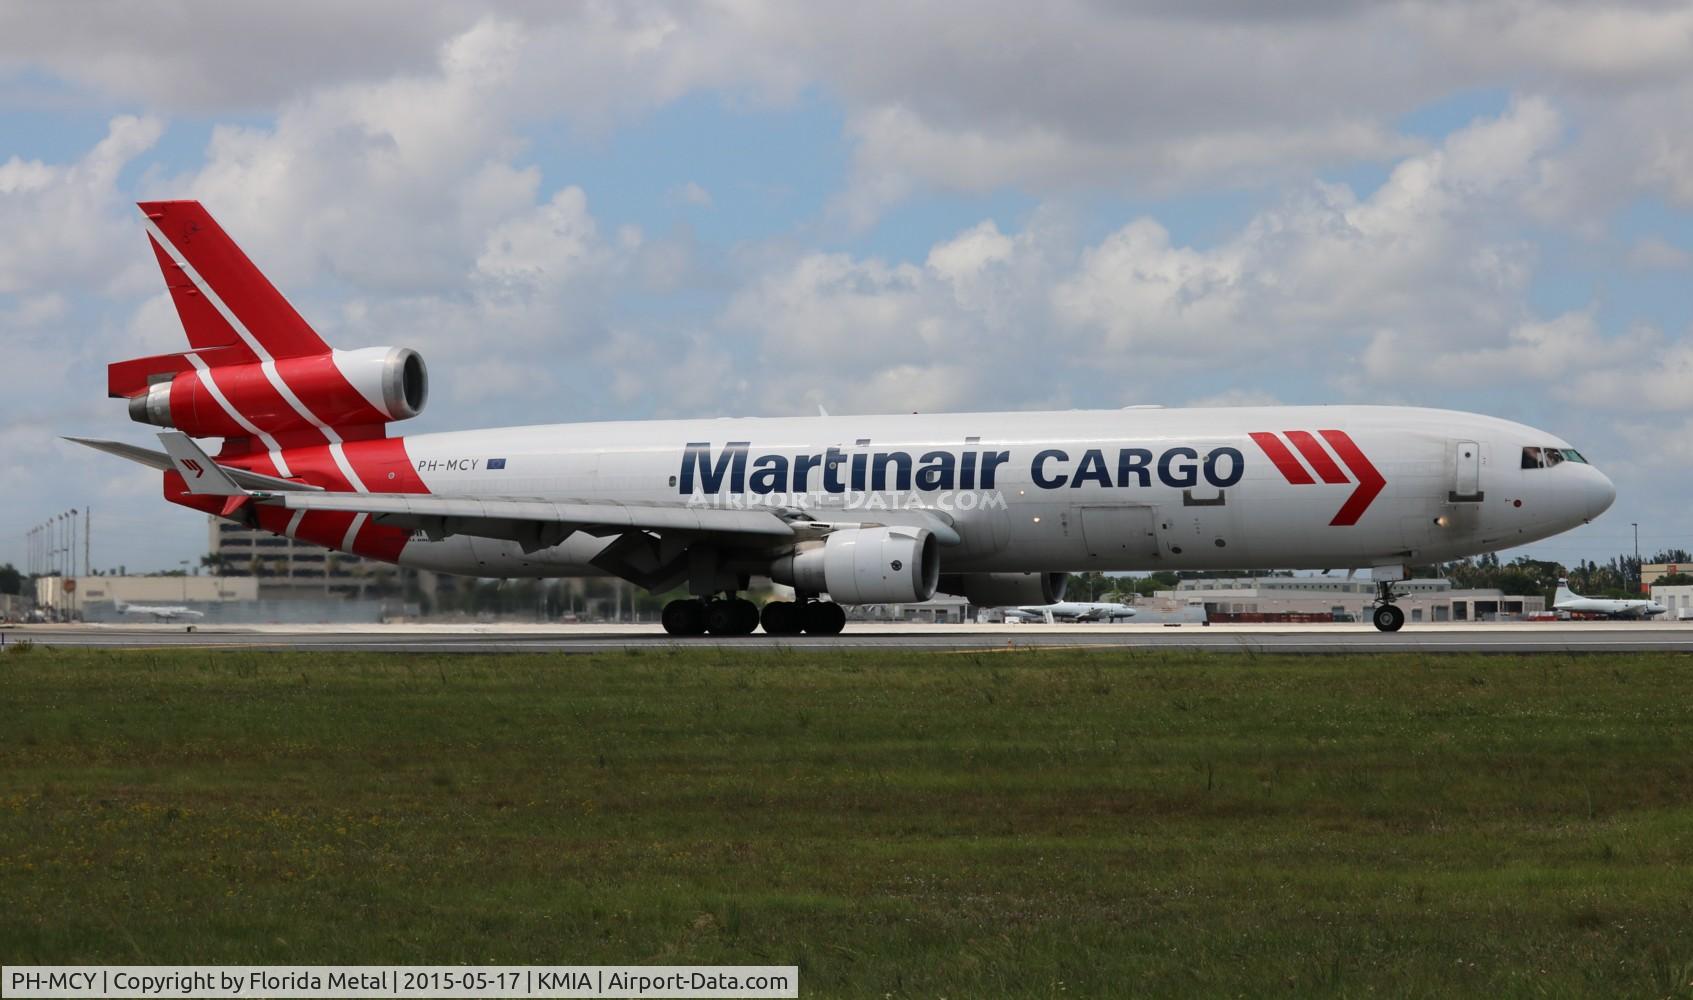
[773,526,940,604]
[937,572,1068,606]
[128,346,428,438]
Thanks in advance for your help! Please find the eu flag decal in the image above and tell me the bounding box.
[488,458,507,470]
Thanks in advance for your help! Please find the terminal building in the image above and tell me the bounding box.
[1156,577,1543,623]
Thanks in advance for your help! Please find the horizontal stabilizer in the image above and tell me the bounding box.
[107,345,244,399]
[158,432,246,496]
[65,436,322,493]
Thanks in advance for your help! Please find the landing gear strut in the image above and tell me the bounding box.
[1371,581,1406,633]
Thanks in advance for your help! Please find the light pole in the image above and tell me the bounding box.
[1632,522,1641,595]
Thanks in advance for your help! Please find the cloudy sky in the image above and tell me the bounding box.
[3,1,1691,573]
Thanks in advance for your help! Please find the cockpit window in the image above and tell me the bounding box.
[1522,445,1589,469]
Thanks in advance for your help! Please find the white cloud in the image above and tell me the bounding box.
[1626,235,1692,270]
[5,7,1693,570]
[0,115,162,296]
[1187,389,1282,408]
[670,181,713,208]
[9,2,1693,226]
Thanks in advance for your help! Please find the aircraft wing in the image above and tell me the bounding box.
[273,491,797,543]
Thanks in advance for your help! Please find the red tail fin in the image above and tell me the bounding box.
[138,200,330,361]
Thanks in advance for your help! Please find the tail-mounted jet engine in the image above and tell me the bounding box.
[121,347,428,438]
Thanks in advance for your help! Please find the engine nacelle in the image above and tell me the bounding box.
[128,346,428,438]
[772,526,940,604]
[937,571,1068,606]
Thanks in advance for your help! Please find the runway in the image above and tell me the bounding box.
[8,621,1693,654]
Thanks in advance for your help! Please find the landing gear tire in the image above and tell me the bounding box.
[661,599,707,636]
[760,600,804,635]
[732,598,760,635]
[1372,604,1405,633]
[802,601,847,636]
[705,598,760,636]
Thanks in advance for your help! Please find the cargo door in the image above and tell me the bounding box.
[1450,439,1483,502]
[1079,505,1159,563]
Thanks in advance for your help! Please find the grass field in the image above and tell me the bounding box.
[3,644,1692,997]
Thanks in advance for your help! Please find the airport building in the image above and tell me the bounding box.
[206,516,407,602]
[31,573,258,621]
[1158,577,1543,623]
[1642,563,1692,590]
[1651,584,1693,620]
[31,571,390,624]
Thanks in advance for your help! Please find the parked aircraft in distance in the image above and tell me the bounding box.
[1003,601,1137,623]
[116,601,205,622]
[1553,579,1666,619]
[75,202,1616,635]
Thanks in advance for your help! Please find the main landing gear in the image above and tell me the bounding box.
[660,596,847,636]
[1371,580,1406,633]
[759,599,845,636]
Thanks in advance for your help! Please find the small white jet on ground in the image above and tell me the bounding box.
[116,601,205,623]
[1552,579,1666,619]
[1005,601,1137,623]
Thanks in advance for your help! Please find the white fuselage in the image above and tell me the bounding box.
[118,603,203,621]
[1009,602,1137,622]
[1554,593,1667,619]
[383,405,1615,581]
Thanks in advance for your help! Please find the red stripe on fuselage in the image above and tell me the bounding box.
[1248,432,1315,485]
[1318,430,1386,527]
[340,437,428,561]
[1283,430,1349,485]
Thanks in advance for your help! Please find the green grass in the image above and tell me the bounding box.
[3,646,1693,997]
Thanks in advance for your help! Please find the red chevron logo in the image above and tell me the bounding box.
[181,458,205,479]
[1248,430,1385,527]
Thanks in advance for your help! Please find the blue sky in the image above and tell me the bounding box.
[2,2,1692,573]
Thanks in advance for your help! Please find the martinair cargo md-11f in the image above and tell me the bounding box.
[74,202,1618,635]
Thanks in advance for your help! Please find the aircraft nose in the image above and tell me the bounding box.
[1585,468,1617,522]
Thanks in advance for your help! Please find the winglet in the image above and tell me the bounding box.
[158,431,247,496]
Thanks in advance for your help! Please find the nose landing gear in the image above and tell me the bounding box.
[1370,580,1405,632]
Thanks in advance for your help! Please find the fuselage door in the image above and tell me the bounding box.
[1079,505,1159,561]
[1450,440,1483,503]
